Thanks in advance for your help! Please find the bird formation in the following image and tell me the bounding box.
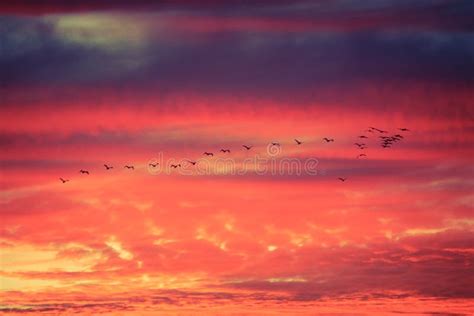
[60,127,410,184]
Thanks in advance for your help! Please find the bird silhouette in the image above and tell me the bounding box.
[149,162,159,168]
[170,164,181,169]
[354,143,367,150]
[323,138,334,143]
[242,145,252,150]
[203,152,214,156]
[399,128,410,132]
[357,154,367,159]
[79,169,89,175]
[370,127,388,134]
[220,149,231,153]
[186,160,197,165]
[271,142,281,146]
[124,165,134,170]
[104,164,113,170]
[294,139,303,145]
[338,177,347,182]
[59,177,69,183]
[358,135,368,139]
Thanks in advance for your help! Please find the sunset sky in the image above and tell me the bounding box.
[1,1,473,315]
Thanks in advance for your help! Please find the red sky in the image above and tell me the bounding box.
[1,1,473,315]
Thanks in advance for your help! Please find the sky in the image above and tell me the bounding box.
[0,0,473,315]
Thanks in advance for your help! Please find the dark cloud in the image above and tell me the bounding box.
[0,302,133,314]
[2,0,474,33]
[1,2,473,101]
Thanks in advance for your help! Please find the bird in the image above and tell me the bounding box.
[203,152,214,156]
[79,169,89,175]
[357,154,367,159]
[399,128,410,132]
[358,135,368,139]
[220,149,231,153]
[338,177,347,182]
[323,137,334,143]
[366,129,375,133]
[149,162,159,168]
[104,164,113,170]
[393,134,404,139]
[242,145,252,150]
[370,127,388,134]
[271,142,281,146]
[124,165,134,170]
[59,178,69,183]
[354,143,367,150]
[170,164,181,169]
[186,160,197,165]
[294,139,303,145]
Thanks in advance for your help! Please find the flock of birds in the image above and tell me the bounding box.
[58,127,410,184]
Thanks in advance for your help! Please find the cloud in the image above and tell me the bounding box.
[1,4,474,98]
[1,1,473,313]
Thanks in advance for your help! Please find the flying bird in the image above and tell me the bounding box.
[79,169,89,175]
[124,165,134,170]
[59,178,69,183]
[358,135,368,139]
[323,138,334,143]
[357,154,367,159]
[370,127,388,134]
[149,162,159,168]
[338,177,347,182]
[294,139,303,145]
[203,152,214,156]
[186,160,197,165]
[104,164,113,170]
[399,128,410,132]
[220,149,231,153]
[242,145,253,150]
[170,164,181,169]
[271,142,281,146]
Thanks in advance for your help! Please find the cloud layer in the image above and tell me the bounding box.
[1,1,473,315]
